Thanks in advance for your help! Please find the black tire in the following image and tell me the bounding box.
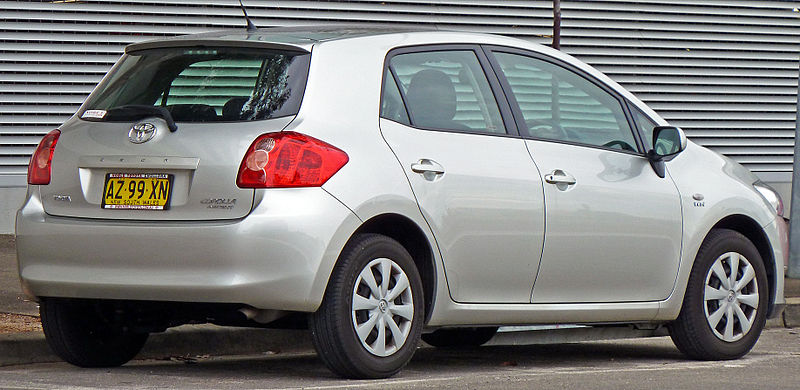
[40,298,149,367]
[310,234,424,379]
[422,327,498,348]
[669,229,768,360]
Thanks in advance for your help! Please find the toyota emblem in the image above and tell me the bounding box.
[128,122,156,144]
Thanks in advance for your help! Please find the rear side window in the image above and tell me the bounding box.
[82,47,310,123]
[387,50,506,134]
[493,52,638,152]
[380,69,411,125]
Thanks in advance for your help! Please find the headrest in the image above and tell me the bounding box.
[167,104,218,122]
[405,69,457,127]
[222,97,249,121]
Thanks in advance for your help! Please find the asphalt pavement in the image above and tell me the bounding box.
[2,328,800,389]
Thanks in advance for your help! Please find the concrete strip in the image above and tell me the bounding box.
[770,297,800,328]
[766,316,785,328]
[0,332,54,367]
[783,305,800,328]
[785,297,800,305]
[0,234,39,316]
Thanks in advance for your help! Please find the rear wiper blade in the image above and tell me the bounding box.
[104,105,178,132]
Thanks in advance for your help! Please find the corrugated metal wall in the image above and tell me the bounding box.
[1,0,798,187]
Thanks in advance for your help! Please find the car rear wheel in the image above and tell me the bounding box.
[669,229,768,360]
[422,327,498,348]
[310,234,424,379]
[40,298,149,367]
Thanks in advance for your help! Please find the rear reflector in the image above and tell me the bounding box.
[237,132,348,188]
[27,129,61,185]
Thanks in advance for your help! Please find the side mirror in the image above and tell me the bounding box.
[652,126,687,157]
[647,126,687,178]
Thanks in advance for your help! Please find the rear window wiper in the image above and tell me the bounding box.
[93,105,178,132]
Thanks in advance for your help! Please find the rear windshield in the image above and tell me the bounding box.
[81,47,310,123]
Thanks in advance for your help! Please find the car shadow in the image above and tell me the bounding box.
[117,337,686,382]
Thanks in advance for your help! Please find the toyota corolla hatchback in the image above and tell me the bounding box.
[16,26,788,379]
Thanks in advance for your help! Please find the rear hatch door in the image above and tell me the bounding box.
[39,43,310,221]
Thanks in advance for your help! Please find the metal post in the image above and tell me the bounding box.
[788,60,800,278]
[552,0,561,50]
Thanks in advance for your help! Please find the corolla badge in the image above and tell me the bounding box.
[128,122,157,144]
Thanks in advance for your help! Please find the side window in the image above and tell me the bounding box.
[389,50,506,134]
[493,52,638,152]
[380,69,410,125]
[632,106,658,150]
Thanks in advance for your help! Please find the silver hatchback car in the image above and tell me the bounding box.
[16,26,787,379]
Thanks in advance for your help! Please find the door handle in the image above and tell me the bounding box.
[411,159,445,175]
[544,170,576,185]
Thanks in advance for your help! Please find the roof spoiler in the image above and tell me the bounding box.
[125,39,310,54]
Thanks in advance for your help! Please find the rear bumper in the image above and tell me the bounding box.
[15,187,361,312]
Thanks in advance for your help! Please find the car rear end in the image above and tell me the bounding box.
[16,37,359,312]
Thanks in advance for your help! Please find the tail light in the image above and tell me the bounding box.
[27,129,61,185]
[237,131,349,188]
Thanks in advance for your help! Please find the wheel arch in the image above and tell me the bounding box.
[709,214,777,316]
[351,213,437,323]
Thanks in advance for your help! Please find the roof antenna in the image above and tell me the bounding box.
[238,0,258,32]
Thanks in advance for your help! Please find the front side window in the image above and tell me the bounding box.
[493,52,638,152]
[632,106,658,150]
[82,47,310,123]
[388,50,506,134]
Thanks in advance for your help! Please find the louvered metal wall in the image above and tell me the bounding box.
[1,0,799,188]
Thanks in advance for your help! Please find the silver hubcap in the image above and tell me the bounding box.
[351,258,414,357]
[703,252,759,342]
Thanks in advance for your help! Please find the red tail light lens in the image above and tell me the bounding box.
[237,132,349,188]
[27,129,61,185]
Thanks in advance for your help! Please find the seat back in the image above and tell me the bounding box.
[167,104,218,122]
[404,69,462,130]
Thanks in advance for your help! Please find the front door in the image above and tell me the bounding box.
[526,141,682,303]
[488,49,683,303]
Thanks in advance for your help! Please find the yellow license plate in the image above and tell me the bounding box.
[102,173,173,210]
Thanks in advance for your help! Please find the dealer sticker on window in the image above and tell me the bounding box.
[81,110,107,119]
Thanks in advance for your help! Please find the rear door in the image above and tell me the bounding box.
[487,48,683,303]
[379,46,546,304]
[41,46,310,220]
